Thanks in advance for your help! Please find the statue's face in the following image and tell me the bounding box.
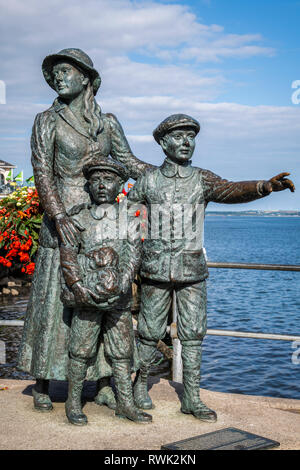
[160,127,196,163]
[52,61,88,100]
[89,170,122,205]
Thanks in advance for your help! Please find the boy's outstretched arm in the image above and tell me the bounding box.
[202,170,295,204]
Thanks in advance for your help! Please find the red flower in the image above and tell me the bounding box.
[7,248,18,259]
[26,263,35,275]
[20,241,31,251]
[0,257,12,267]
[17,211,28,219]
[19,252,30,263]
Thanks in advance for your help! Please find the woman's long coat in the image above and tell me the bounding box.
[18,98,151,380]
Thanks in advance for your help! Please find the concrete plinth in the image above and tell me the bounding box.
[0,377,299,450]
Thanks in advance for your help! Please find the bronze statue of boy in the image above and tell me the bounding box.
[128,113,295,422]
[59,156,152,425]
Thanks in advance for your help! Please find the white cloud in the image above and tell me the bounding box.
[100,95,300,140]
[0,0,274,97]
[0,0,297,209]
[2,98,299,181]
[177,45,275,62]
[127,135,153,143]
[106,98,300,210]
[100,56,225,102]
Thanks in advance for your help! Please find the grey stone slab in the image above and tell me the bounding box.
[161,427,280,450]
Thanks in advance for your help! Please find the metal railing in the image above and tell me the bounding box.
[0,261,299,383]
[207,261,300,272]
[171,261,300,383]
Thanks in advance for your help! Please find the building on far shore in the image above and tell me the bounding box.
[0,159,17,198]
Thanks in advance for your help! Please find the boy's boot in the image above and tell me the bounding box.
[181,342,217,422]
[95,376,116,410]
[113,359,152,423]
[65,357,88,426]
[133,341,156,410]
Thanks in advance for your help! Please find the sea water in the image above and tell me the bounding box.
[202,216,300,399]
[0,216,299,399]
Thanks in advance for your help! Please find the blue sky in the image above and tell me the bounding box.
[185,0,300,106]
[0,0,299,210]
[156,0,300,106]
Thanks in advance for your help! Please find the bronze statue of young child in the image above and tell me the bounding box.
[60,156,152,425]
[128,113,295,423]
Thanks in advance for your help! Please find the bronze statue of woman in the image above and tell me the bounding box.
[17,48,153,411]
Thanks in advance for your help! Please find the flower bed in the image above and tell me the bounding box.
[0,182,144,280]
[0,187,43,277]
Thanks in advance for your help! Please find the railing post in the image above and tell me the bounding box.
[171,291,183,383]
[0,340,6,364]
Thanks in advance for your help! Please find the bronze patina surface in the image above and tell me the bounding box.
[59,157,151,425]
[17,48,154,413]
[128,113,295,422]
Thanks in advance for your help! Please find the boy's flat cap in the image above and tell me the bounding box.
[153,114,200,143]
[83,156,129,182]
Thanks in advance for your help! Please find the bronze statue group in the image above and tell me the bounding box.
[17,49,295,426]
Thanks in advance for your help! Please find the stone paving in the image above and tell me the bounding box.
[0,377,299,450]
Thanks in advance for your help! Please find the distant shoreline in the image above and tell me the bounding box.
[206,210,300,217]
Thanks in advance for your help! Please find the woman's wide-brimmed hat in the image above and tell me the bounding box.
[42,48,101,95]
